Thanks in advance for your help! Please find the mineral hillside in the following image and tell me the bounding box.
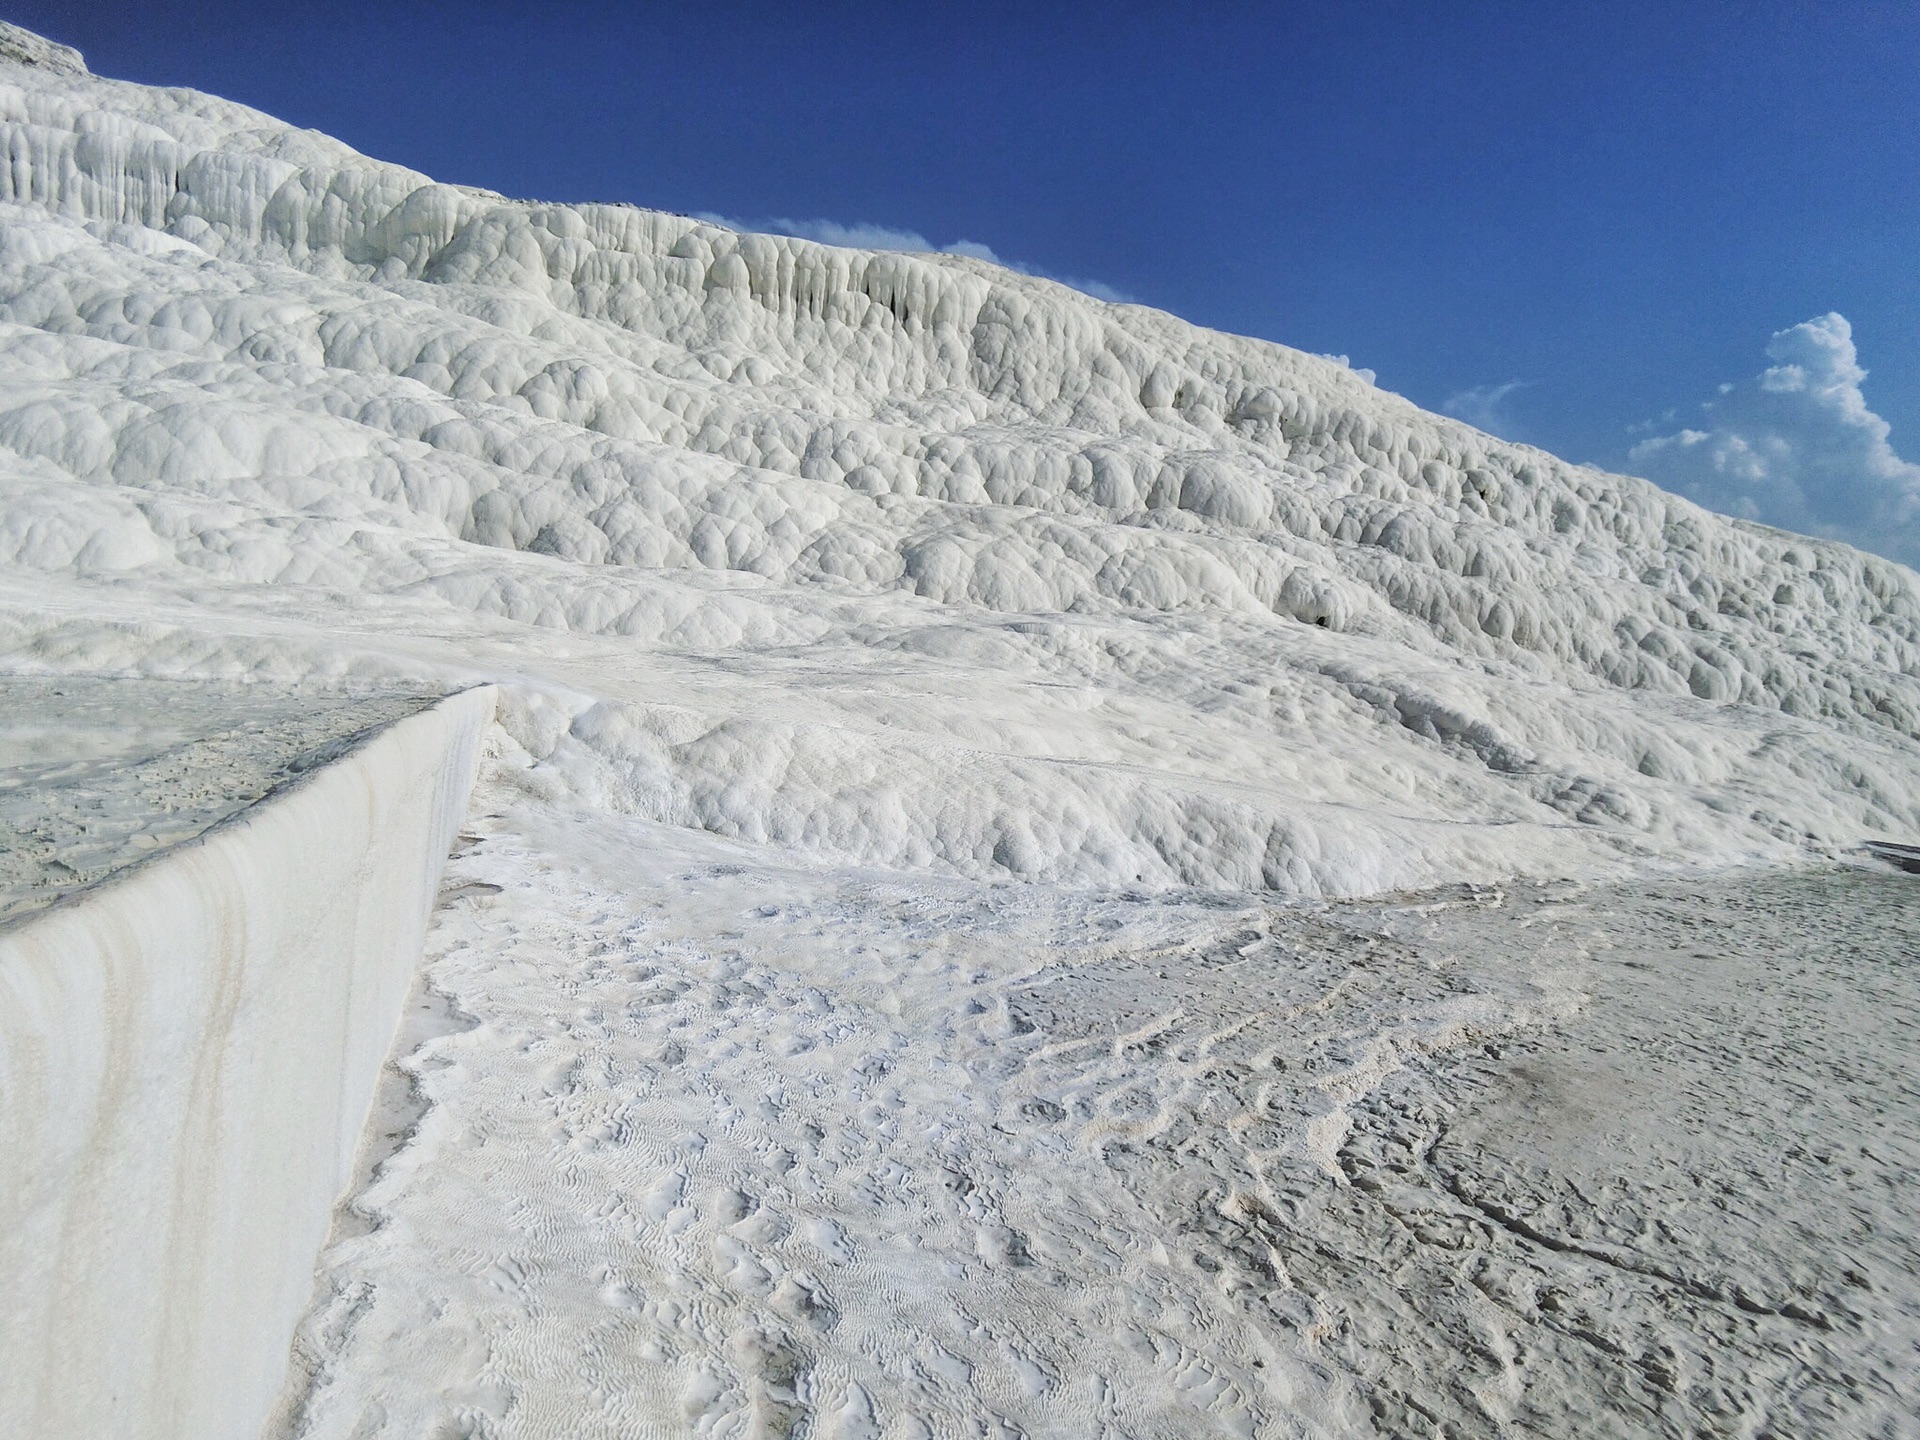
[2,21,1919,1440]
[0,25,1912,892]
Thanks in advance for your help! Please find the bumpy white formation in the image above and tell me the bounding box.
[0,23,1916,892]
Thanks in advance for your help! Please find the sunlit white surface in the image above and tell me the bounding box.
[0,21,1915,1437]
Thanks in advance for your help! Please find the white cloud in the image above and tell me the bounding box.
[1441,380,1527,440]
[1319,354,1378,386]
[766,218,941,252]
[939,238,1002,263]
[1060,276,1134,305]
[692,213,1133,304]
[1629,313,1920,567]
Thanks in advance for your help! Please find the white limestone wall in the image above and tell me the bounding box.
[0,685,495,1440]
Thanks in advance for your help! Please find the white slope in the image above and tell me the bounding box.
[0,26,1913,897]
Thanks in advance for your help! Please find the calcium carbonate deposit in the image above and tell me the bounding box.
[0,674,437,922]
[0,21,1915,1438]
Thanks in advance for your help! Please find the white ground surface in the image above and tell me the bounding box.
[0,23,1915,1436]
[0,676,434,923]
[273,762,1920,1439]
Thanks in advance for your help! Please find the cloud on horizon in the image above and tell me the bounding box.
[1628,313,1920,569]
[1319,354,1377,386]
[1440,380,1529,441]
[692,213,1135,304]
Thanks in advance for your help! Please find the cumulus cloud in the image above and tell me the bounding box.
[1441,380,1528,440]
[1629,313,1920,567]
[693,212,1135,304]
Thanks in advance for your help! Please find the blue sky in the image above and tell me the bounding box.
[11,1,1920,557]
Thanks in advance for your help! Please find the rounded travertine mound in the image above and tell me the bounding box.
[0,29,1914,892]
[0,22,84,77]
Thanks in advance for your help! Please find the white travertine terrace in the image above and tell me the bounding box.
[0,677,445,922]
[0,27,1910,895]
[0,20,1918,1436]
[0,685,491,1440]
